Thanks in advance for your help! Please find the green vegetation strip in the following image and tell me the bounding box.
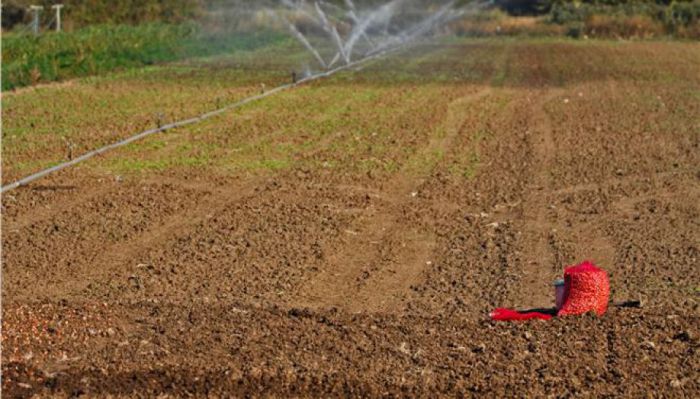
[0,47,400,193]
[1,24,285,90]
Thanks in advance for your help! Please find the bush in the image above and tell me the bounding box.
[584,14,665,38]
[675,19,700,37]
[549,3,588,25]
[546,0,700,38]
[663,1,700,30]
[493,0,551,16]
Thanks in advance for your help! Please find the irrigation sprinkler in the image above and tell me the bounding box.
[29,5,44,35]
[52,4,64,32]
[155,112,165,129]
[62,137,75,161]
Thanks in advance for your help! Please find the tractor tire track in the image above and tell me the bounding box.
[290,87,491,313]
[509,89,562,309]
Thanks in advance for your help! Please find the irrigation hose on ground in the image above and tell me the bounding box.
[0,46,404,194]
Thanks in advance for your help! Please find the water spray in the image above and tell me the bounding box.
[275,0,461,69]
[269,9,328,69]
[342,0,404,60]
[314,2,349,63]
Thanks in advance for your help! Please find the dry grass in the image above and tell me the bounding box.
[584,14,665,39]
[450,16,566,37]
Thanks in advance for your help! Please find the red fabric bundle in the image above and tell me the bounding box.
[490,308,552,321]
[557,261,610,316]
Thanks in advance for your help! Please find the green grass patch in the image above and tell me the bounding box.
[2,23,285,90]
[12,159,61,174]
[124,138,168,152]
[105,155,211,173]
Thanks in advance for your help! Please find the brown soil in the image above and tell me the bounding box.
[2,40,699,397]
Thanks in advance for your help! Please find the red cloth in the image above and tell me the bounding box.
[490,308,552,321]
[558,261,609,316]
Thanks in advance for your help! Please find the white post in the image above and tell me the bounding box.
[52,4,64,32]
[29,5,44,35]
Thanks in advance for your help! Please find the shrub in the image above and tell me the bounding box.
[546,0,700,38]
[675,19,700,37]
[493,0,552,16]
[585,13,665,38]
[549,3,588,25]
[663,1,700,31]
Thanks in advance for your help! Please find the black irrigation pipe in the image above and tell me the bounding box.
[0,46,402,194]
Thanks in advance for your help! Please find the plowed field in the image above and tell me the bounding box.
[2,38,699,397]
